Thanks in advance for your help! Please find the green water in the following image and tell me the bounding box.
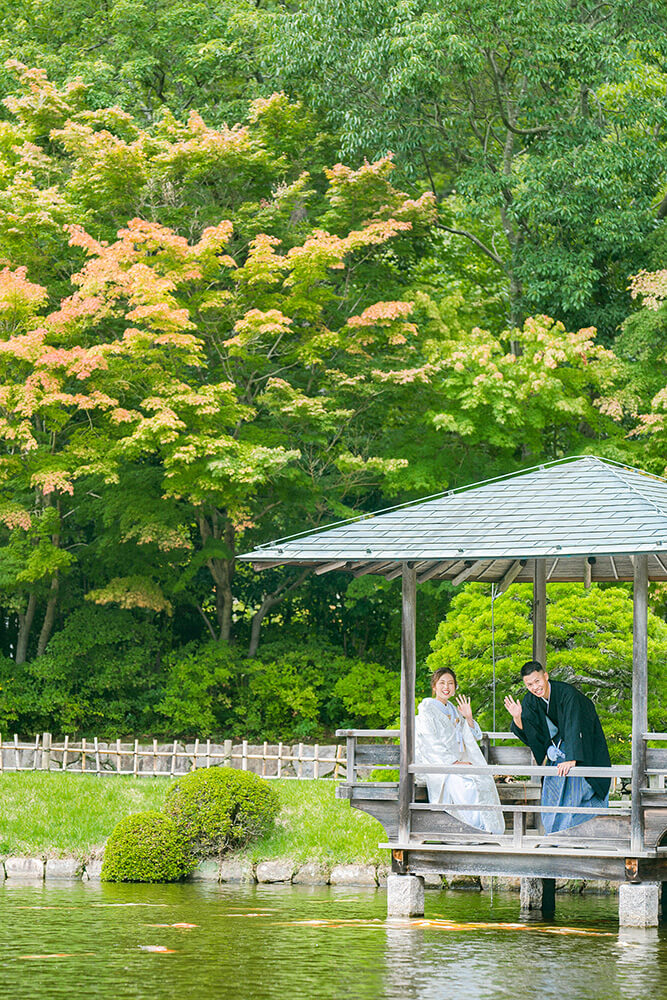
[0,882,665,999]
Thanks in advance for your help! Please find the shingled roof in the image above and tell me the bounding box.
[239,456,667,583]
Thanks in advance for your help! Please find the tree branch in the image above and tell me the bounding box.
[435,220,507,269]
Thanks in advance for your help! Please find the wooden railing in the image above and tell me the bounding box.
[337,728,667,853]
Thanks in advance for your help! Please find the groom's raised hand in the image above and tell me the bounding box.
[504,694,523,729]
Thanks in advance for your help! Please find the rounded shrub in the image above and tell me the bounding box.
[164,767,279,857]
[101,811,196,882]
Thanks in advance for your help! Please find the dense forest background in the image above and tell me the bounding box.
[0,0,665,746]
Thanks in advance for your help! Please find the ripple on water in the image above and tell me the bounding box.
[0,882,665,1000]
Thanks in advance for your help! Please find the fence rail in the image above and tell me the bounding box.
[0,733,347,779]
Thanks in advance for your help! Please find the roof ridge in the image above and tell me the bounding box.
[595,461,667,520]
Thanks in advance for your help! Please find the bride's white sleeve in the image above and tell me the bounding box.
[469,720,483,741]
[415,705,459,766]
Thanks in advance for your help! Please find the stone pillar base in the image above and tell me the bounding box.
[520,877,555,913]
[619,882,660,927]
[387,874,425,917]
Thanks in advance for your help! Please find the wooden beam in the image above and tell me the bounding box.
[452,560,481,586]
[398,563,417,843]
[533,558,547,667]
[416,560,452,584]
[384,563,405,581]
[352,561,393,577]
[631,553,648,853]
[497,559,525,596]
[653,553,667,576]
[314,560,347,575]
[547,557,559,581]
[609,555,619,580]
[252,560,287,570]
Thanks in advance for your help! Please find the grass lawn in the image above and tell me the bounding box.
[0,773,388,864]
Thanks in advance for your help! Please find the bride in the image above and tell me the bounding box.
[415,666,505,835]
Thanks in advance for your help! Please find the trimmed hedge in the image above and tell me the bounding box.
[101,810,196,882]
[164,767,279,857]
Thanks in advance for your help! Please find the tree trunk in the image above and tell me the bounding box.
[15,592,37,664]
[37,573,59,657]
[198,512,236,643]
[248,568,312,657]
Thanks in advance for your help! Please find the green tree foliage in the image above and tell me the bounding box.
[273,0,667,336]
[0,44,659,743]
[0,0,278,125]
[0,65,440,657]
[101,810,196,882]
[164,766,279,857]
[619,265,667,475]
[426,583,667,762]
[156,639,399,740]
[0,62,623,673]
[0,607,161,734]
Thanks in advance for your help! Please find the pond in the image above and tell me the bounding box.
[0,881,665,1000]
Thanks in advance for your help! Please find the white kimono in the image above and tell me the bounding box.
[415,698,505,835]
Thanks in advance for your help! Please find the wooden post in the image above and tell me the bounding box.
[63,735,69,771]
[346,736,355,785]
[631,553,648,853]
[41,732,51,771]
[583,557,592,590]
[398,562,417,843]
[334,742,343,780]
[533,558,547,667]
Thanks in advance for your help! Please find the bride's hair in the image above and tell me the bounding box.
[430,666,457,693]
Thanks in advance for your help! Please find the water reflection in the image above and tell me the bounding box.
[0,882,665,1000]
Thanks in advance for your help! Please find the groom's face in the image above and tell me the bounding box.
[522,669,549,699]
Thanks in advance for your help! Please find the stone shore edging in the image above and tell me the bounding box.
[0,854,619,895]
[0,856,104,880]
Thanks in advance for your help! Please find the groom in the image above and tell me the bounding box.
[504,661,611,833]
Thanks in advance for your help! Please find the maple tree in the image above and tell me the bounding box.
[0,65,442,658]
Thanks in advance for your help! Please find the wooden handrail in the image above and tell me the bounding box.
[410,802,631,815]
[335,729,400,738]
[410,763,631,778]
[336,729,519,740]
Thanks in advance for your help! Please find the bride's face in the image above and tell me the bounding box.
[433,672,456,704]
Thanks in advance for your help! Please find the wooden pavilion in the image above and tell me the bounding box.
[240,456,667,924]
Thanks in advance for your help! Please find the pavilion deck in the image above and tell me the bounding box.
[337,728,667,883]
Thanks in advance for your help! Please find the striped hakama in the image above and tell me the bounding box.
[541,762,609,834]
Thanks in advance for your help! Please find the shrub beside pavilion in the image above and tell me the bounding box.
[101,769,278,882]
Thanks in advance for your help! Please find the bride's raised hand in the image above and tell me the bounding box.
[455,694,474,726]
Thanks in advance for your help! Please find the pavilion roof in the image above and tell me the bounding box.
[239,456,667,583]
